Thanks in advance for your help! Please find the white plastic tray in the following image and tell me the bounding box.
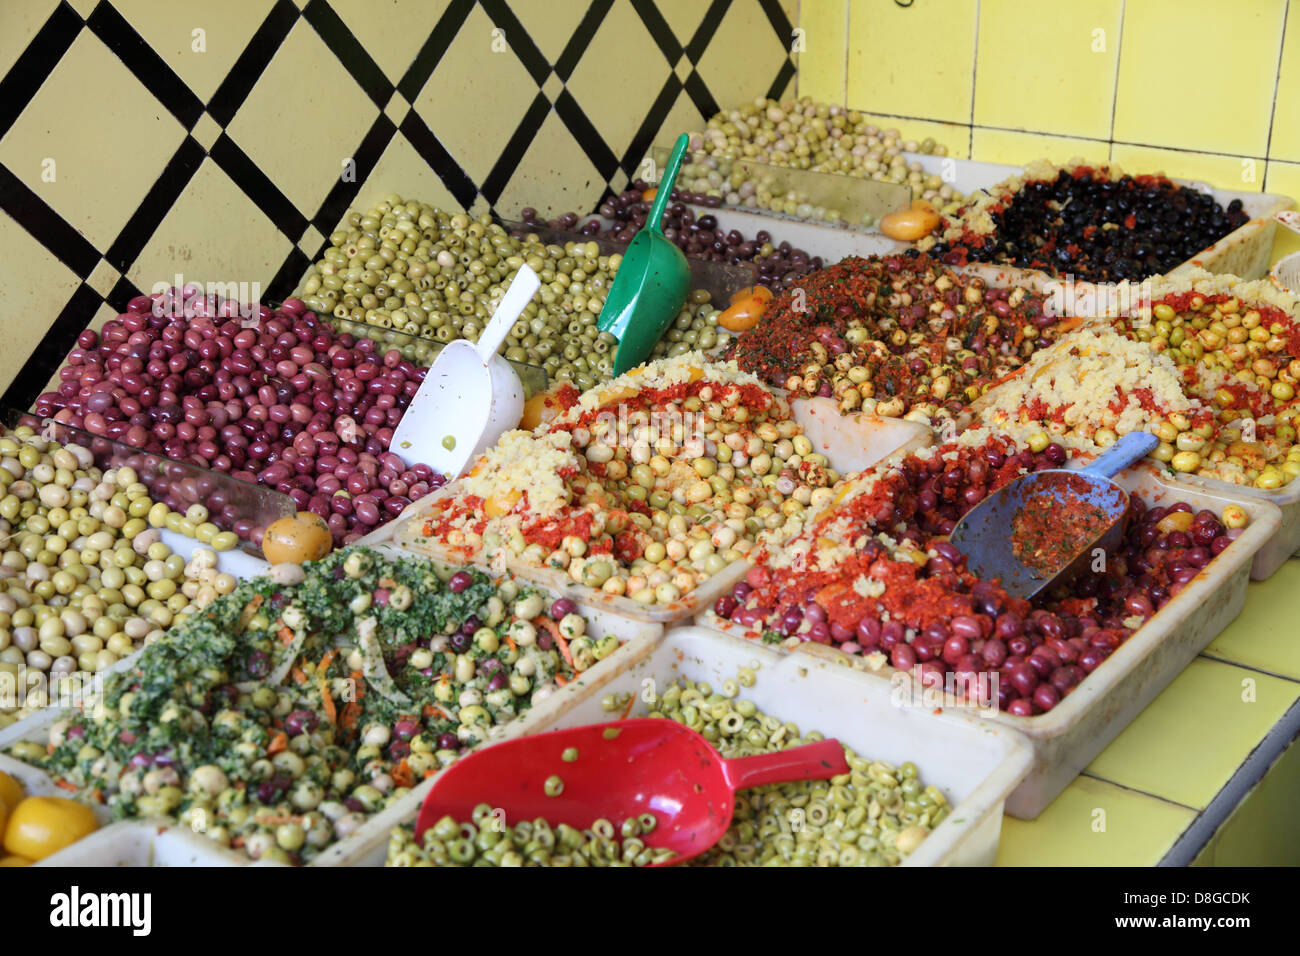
[695,464,1281,819]
[677,206,907,264]
[902,154,1022,195]
[383,401,932,624]
[0,588,662,866]
[35,821,276,866]
[158,528,269,579]
[329,626,1032,867]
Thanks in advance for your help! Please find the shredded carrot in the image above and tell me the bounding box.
[340,702,363,735]
[555,673,569,687]
[54,778,78,792]
[277,626,295,645]
[267,732,289,755]
[424,769,438,779]
[422,703,437,718]
[534,616,572,667]
[620,694,636,720]
[290,666,308,686]
[504,634,517,652]
[238,594,264,631]
[392,759,414,789]
[317,649,339,725]
[984,366,1027,392]
[231,835,245,849]
[91,788,103,803]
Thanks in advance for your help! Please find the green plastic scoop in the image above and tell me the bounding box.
[598,133,692,376]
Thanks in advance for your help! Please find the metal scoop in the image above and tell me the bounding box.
[414,718,849,866]
[598,134,692,376]
[949,431,1158,600]
[390,265,540,479]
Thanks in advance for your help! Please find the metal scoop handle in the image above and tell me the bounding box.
[1072,431,1159,478]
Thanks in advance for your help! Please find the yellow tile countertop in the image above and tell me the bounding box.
[997,560,1300,866]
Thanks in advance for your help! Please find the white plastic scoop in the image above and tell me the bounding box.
[391,264,541,479]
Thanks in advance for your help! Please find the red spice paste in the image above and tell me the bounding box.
[1011,473,1116,577]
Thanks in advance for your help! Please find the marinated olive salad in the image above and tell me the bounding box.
[385,676,946,867]
[10,547,619,864]
[387,806,677,867]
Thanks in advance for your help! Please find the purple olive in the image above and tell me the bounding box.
[284,709,318,736]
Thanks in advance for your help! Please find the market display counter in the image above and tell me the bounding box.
[997,559,1300,865]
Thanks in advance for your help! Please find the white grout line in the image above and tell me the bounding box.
[1262,0,1292,190]
[1107,0,1126,164]
[841,0,850,106]
[968,0,980,160]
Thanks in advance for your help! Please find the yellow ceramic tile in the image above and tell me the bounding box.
[0,215,83,398]
[568,0,672,160]
[796,0,848,104]
[493,111,603,221]
[125,157,292,298]
[972,127,1110,168]
[1113,0,1284,155]
[511,0,590,66]
[695,1,792,115]
[856,112,971,159]
[1086,658,1300,809]
[0,0,60,81]
[1268,11,1300,162]
[1265,160,1300,266]
[974,0,1120,139]
[226,20,376,218]
[1202,736,1300,865]
[647,86,711,158]
[654,0,707,49]
[348,134,466,221]
[1204,563,1300,680]
[0,31,186,252]
[414,4,537,187]
[1108,142,1262,193]
[846,0,976,124]
[113,0,275,102]
[996,776,1195,866]
[327,0,450,85]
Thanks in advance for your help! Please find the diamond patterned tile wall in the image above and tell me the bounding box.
[0,0,797,408]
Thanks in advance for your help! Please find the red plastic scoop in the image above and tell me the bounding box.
[414,718,849,866]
